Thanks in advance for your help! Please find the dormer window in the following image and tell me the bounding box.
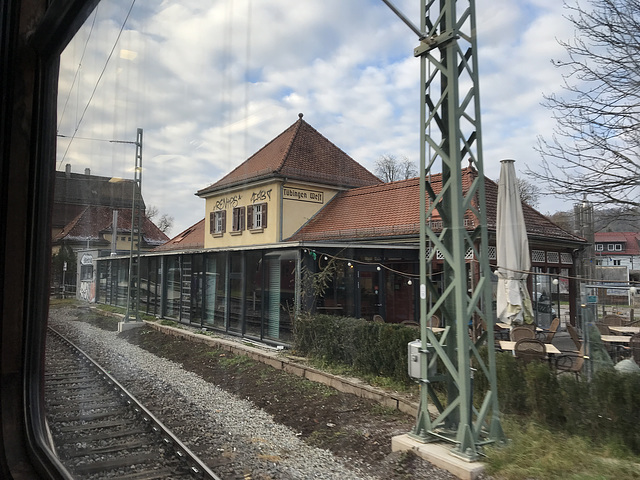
[595,244,603,251]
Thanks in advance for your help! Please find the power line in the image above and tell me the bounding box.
[58,6,99,131]
[57,0,138,169]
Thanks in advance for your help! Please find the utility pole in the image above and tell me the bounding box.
[384,0,504,460]
[113,128,143,324]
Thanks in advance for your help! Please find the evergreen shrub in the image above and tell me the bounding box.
[294,315,640,453]
[292,313,417,384]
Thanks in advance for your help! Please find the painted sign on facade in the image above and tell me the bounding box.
[283,187,324,204]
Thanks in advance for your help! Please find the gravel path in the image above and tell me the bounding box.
[48,308,378,480]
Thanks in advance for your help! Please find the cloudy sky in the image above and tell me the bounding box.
[57,0,576,235]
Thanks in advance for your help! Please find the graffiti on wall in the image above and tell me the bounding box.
[215,195,242,211]
[251,188,272,203]
[78,280,96,302]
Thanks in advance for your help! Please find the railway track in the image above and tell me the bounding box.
[45,326,221,480]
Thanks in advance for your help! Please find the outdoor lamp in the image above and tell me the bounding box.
[407,280,412,285]
[552,278,559,285]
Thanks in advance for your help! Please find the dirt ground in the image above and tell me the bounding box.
[77,310,460,479]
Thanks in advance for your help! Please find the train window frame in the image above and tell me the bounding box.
[2,1,101,478]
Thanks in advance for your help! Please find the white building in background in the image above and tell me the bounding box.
[594,232,640,276]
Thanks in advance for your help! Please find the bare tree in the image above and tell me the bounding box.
[374,154,417,182]
[495,177,540,208]
[146,205,173,234]
[528,0,640,213]
[145,205,159,221]
[517,178,541,208]
[156,214,174,234]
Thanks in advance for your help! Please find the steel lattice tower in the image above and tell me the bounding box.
[384,0,505,460]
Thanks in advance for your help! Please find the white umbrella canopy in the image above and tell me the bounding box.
[495,159,534,326]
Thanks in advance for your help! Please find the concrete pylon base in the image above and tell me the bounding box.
[391,434,485,480]
[118,321,145,333]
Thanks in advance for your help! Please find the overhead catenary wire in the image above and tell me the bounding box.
[57,0,138,169]
[58,6,99,133]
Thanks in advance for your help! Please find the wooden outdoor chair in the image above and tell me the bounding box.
[543,317,561,344]
[555,345,586,378]
[401,320,419,328]
[566,324,582,351]
[514,338,547,364]
[427,315,441,328]
[510,326,535,342]
[602,315,626,327]
[595,323,611,336]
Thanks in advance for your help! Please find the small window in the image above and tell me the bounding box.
[210,210,226,234]
[615,244,622,251]
[80,264,93,281]
[608,244,615,251]
[613,259,621,266]
[595,244,603,251]
[232,206,245,232]
[247,203,268,230]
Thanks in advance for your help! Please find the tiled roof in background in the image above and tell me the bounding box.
[154,219,205,252]
[197,114,381,196]
[53,205,169,247]
[595,231,640,255]
[288,168,585,244]
[54,166,143,230]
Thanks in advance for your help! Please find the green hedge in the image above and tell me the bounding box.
[294,314,640,453]
[489,351,640,453]
[293,313,418,384]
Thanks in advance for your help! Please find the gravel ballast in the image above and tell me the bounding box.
[48,306,461,480]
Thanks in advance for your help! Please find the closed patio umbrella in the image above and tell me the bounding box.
[496,159,534,327]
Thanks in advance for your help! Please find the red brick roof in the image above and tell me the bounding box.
[154,218,205,252]
[288,168,586,244]
[595,232,640,255]
[53,205,169,247]
[196,114,381,196]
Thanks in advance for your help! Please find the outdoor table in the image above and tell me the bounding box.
[499,340,561,355]
[496,322,543,331]
[608,326,640,335]
[600,335,632,344]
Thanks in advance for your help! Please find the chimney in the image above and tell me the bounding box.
[85,168,91,176]
[65,164,71,178]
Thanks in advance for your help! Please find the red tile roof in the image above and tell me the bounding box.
[595,232,640,255]
[196,114,381,196]
[53,205,169,247]
[288,168,586,244]
[154,218,205,252]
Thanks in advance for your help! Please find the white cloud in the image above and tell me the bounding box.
[58,0,578,233]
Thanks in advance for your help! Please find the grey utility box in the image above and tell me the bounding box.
[408,340,437,380]
[408,340,425,379]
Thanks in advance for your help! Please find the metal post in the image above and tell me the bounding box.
[124,128,143,323]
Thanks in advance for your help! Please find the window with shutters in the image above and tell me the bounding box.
[210,210,226,235]
[248,203,267,231]
[232,206,245,233]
